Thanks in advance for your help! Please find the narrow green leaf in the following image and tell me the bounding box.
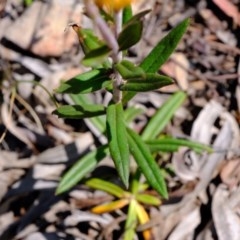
[122,92,136,105]
[135,193,161,206]
[125,9,151,26]
[122,5,133,25]
[142,91,186,141]
[124,106,144,124]
[122,18,189,104]
[118,20,143,51]
[140,18,190,73]
[56,69,112,94]
[70,94,106,133]
[72,26,112,68]
[115,60,145,79]
[126,73,172,83]
[24,0,33,6]
[53,104,105,119]
[147,137,213,153]
[120,74,172,92]
[82,45,111,67]
[127,128,168,198]
[130,172,148,195]
[124,200,138,240]
[72,26,104,54]
[106,103,130,188]
[120,82,170,92]
[56,145,109,194]
[130,178,141,195]
[148,143,179,152]
[86,178,128,198]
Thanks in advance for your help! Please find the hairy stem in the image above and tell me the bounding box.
[84,1,124,103]
[84,0,119,59]
[112,10,123,103]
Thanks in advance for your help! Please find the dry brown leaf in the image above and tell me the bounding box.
[220,159,240,188]
[64,210,111,226]
[172,53,189,91]
[36,133,93,163]
[0,212,14,235]
[0,169,25,200]
[0,151,35,170]
[168,208,200,240]
[212,0,240,26]
[43,201,70,222]
[172,101,224,182]
[161,53,189,91]
[33,164,65,180]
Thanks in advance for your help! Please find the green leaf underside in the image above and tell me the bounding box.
[56,69,112,94]
[123,18,190,104]
[127,128,168,198]
[56,145,109,194]
[82,45,111,67]
[120,74,172,92]
[53,104,105,119]
[86,178,126,198]
[115,60,145,79]
[118,20,143,51]
[141,91,186,141]
[125,9,151,26]
[147,137,213,153]
[106,103,130,188]
[120,81,171,92]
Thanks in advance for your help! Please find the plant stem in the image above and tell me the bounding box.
[84,0,119,58]
[84,1,124,103]
[112,10,123,103]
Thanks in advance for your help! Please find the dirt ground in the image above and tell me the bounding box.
[0,0,240,239]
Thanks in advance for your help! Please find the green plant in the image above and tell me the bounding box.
[54,1,211,200]
[85,176,161,240]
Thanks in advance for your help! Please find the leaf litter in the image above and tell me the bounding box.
[0,0,240,239]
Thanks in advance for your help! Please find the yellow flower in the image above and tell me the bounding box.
[95,0,134,12]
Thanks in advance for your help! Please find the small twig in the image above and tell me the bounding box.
[15,93,45,132]
[14,80,59,108]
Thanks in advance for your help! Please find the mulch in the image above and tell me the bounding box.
[0,0,240,239]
